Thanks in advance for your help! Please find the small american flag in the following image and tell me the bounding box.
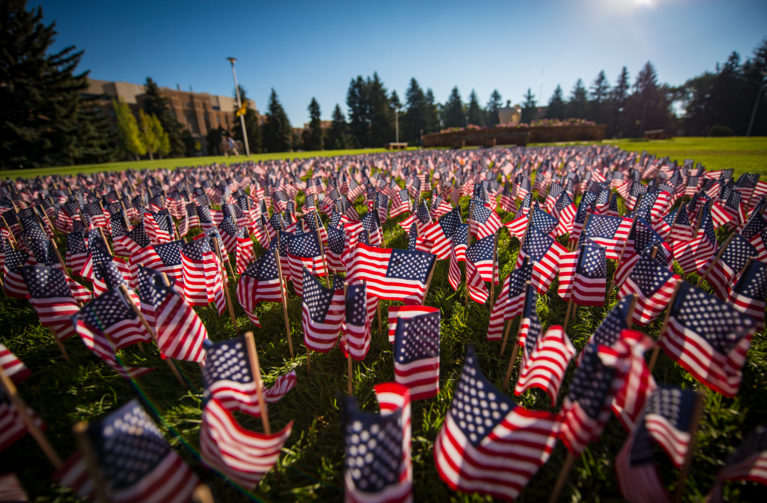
[386,306,439,343]
[619,251,681,326]
[342,383,412,503]
[728,258,766,330]
[705,234,757,299]
[181,237,224,313]
[0,342,30,385]
[389,187,411,218]
[465,258,489,304]
[393,308,440,400]
[127,240,184,291]
[642,385,698,467]
[301,268,345,353]
[340,282,371,361]
[20,265,82,341]
[579,214,633,260]
[151,276,208,363]
[614,423,672,503]
[486,260,533,340]
[739,211,767,261]
[0,387,44,455]
[434,345,560,501]
[660,282,756,397]
[288,231,326,297]
[347,244,435,304]
[360,210,382,246]
[559,242,606,306]
[0,472,28,502]
[236,229,254,275]
[553,191,578,236]
[115,221,152,257]
[419,207,461,260]
[611,330,657,432]
[3,248,33,298]
[447,223,469,292]
[66,231,89,272]
[708,425,767,501]
[673,206,718,275]
[466,234,496,284]
[202,336,297,417]
[515,226,567,294]
[217,215,240,252]
[499,182,517,214]
[470,201,502,240]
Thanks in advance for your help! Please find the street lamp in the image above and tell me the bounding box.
[395,105,400,143]
[227,57,250,156]
[747,71,767,137]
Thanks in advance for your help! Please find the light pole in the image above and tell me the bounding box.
[227,57,250,156]
[747,71,767,137]
[395,105,400,143]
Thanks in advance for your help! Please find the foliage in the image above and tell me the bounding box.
[232,85,262,154]
[466,89,485,127]
[180,129,198,157]
[205,126,227,156]
[567,78,589,119]
[112,97,145,159]
[263,88,292,153]
[521,88,537,123]
[402,78,429,144]
[345,73,395,148]
[302,97,324,151]
[547,85,566,120]
[485,89,503,127]
[137,109,161,160]
[443,86,466,128]
[708,125,734,137]
[326,105,350,150]
[142,77,186,157]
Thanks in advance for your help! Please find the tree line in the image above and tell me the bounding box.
[1,0,766,168]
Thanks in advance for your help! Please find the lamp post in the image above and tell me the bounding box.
[747,71,767,137]
[395,105,400,143]
[227,57,250,156]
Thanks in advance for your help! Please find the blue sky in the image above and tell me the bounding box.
[37,0,767,125]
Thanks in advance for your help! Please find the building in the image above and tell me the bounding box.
[84,78,261,154]
[292,120,332,137]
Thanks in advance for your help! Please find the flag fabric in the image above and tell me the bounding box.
[673,207,718,275]
[618,253,681,326]
[3,248,33,298]
[515,312,575,406]
[660,282,756,397]
[301,269,345,353]
[577,295,635,357]
[705,234,757,299]
[553,191,578,236]
[515,226,567,294]
[561,243,606,306]
[433,345,560,501]
[641,385,698,467]
[200,398,293,489]
[447,223,468,292]
[66,231,89,273]
[127,241,184,292]
[340,282,372,361]
[77,399,198,503]
[579,215,633,260]
[236,249,284,327]
[393,309,440,400]
[0,342,31,385]
[0,472,28,502]
[739,211,767,261]
[288,231,326,297]
[466,234,497,284]
[342,383,412,503]
[614,425,672,503]
[708,425,767,502]
[202,336,297,417]
[559,341,630,455]
[465,259,489,304]
[347,243,436,304]
[0,388,44,454]
[486,261,533,340]
[470,202,502,240]
[20,265,81,341]
[418,207,461,260]
[611,330,657,432]
[236,230,255,275]
[151,276,208,363]
[180,237,225,314]
[387,305,438,344]
[727,259,766,330]
[326,226,350,272]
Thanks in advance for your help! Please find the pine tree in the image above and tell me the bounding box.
[485,90,503,127]
[112,98,145,160]
[424,89,441,133]
[232,85,262,154]
[262,88,292,153]
[588,70,611,124]
[346,76,370,148]
[138,109,160,160]
[628,61,672,136]
[326,104,350,150]
[142,77,185,157]
[403,78,427,142]
[547,85,566,119]
[607,67,630,137]
[205,126,226,155]
[303,97,324,151]
[567,79,588,118]
[466,90,485,126]
[521,88,537,124]
[150,114,170,158]
[443,87,465,128]
[368,72,394,147]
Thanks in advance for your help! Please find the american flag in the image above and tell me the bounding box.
[386,305,439,343]
[3,248,33,298]
[673,207,719,275]
[433,345,560,501]
[553,191,578,236]
[728,259,766,330]
[392,308,440,400]
[642,385,697,467]
[217,215,240,252]
[340,282,371,361]
[614,423,672,503]
[302,209,329,244]
[544,182,563,212]
[712,189,746,229]
[619,252,681,326]
[470,201,502,240]
[399,200,431,234]
[134,264,170,328]
[515,308,576,407]
[579,214,633,260]
[559,341,629,455]
[360,209,382,246]
[486,261,533,341]
[143,211,171,244]
[659,282,756,397]
[466,234,496,284]
[611,330,657,432]
[419,207,461,260]
[326,226,351,272]
[708,425,767,501]
[517,192,532,217]
[127,240,184,292]
[301,268,344,353]
[389,187,411,218]
[236,248,284,327]
[342,383,412,503]
[515,226,567,294]
[0,343,30,386]
[151,276,208,363]
[347,243,435,304]
[180,237,224,313]
[114,220,152,258]
[705,234,757,299]
[288,231,326,297]
[465,259,489,304]
[430,193,452,219]
[576,295,634,358]
[66,231,89,272]
[559,243,606,306]
[613,219,671,289]
[499,182,517,214]
[65,399,198,503]
[81,246,133,298]
[529,204,560,236]
[661,207,695,244]
[20,265,82,341]
[0,472,28,502]
[0,387,44,454]
[504,212,529,239]
[448,223,469,292]
[271,189,289,213]
[751,181,767,208]
[202,337,297,416]
[739,211,767,261]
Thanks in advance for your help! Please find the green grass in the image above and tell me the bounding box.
[1,191,766,502]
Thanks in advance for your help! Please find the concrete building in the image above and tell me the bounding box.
[84,78,261,154]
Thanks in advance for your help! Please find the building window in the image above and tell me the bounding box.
[212,106,220,111]
[184,102,192,108]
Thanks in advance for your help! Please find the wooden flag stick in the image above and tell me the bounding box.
[117,285,186,388]
[672,392,705,503]
[489,232,498,311]
[212,238,239,334]
[608,217,637,293]
[273,250,294,359]
[0,365,63,469]
[244,331,271,435]
[503,283,530,391]
[421,260,436,306]
[73,422,108,503]
[1,216,17,244]
[548,452,577,503]
[50,240,71,279]
[344,283,353,395]
[648,280,684,373]
[49,325,71,362]
[377,302,382,339]
[499,319,514,357]
[97,227,112,256]
[697,234,735,287]
[563,299,574,332]
[625,294,638,329]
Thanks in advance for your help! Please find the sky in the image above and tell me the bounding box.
[37,0,767,126]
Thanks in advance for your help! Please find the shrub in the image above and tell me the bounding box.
[708,124,734,137]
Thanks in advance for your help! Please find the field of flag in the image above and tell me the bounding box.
[1,144,767,502]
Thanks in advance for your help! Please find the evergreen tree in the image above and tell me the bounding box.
[520,88,537,123]
[142,77,185,157]
[303,97,324,151]
[567,79,588,118]
[112,98,145,160]
[403,78,427,142]
[150,114,170,158]
[607,66,630,137]
[326,104,350,150]
[485,90,503,127]
[588,70,611,124]
[390,90,402,110]
[205,126,226,155]
[346,76,370,148]
[443,86,465,128]
[262,88,292,153]
[466,90,485,126]
[138,109,160,160]
[424,89,441,133]
[232,85,263,154]
[627,61,673,136]
[547,85,566,119]
[367,72,394,147]
[0,0,118,168]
